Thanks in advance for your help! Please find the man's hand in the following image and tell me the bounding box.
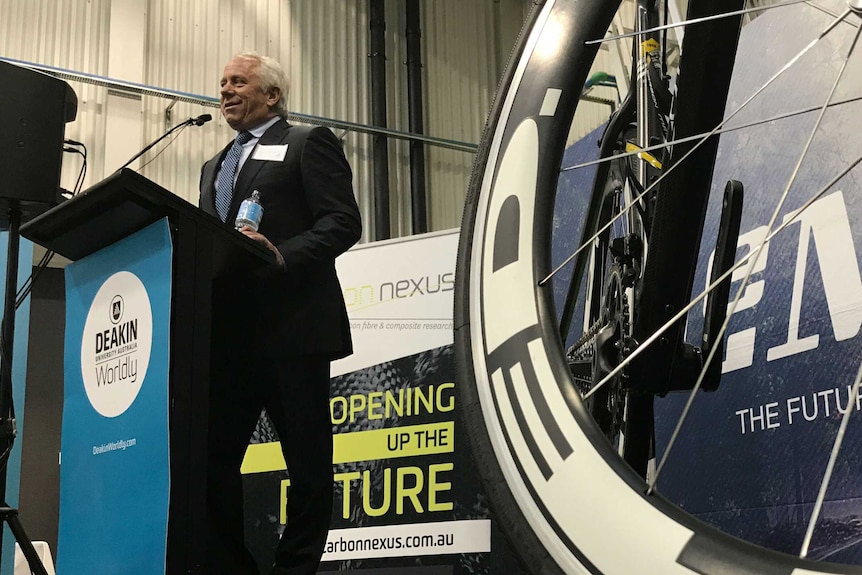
[238,226,285,269]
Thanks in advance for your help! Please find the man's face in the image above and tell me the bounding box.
[219,57,279,131]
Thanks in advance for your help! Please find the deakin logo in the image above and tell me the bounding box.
[81,272,153,418]
[110,295,124,324]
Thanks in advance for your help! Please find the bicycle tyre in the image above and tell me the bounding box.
[453,0,862,573]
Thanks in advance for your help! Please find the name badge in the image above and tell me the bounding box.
[252,144,288,162]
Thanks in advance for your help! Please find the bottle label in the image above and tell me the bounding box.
[236,201,263,229]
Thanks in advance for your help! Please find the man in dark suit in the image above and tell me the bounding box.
[199,51,361,575]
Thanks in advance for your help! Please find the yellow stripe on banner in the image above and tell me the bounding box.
[241,442,286,474]
[625,142,663,169]
[241,421,455,474]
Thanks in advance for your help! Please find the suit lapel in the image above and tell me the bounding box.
[228,119,292,222]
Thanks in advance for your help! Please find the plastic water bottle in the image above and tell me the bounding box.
[235,190,264,231]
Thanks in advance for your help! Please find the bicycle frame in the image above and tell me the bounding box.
[558,0,748,475]
[630,0,745,393]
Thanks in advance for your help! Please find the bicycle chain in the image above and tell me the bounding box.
[566,319,604,363]
[566,272,634,391]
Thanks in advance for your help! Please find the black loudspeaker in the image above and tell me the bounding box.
[0,60,78,206]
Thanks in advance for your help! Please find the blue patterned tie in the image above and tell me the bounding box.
[214,130,253,221]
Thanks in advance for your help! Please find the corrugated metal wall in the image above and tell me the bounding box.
[1,0,641,241]
[420,0,500,231]
[568,1,636,146]
[0,0,111,194]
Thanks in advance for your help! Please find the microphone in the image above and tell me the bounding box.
[192,113,212,126]
[114,112,213,173]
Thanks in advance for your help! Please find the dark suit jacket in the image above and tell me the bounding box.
[200,118,362,360]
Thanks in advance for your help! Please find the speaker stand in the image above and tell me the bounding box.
[0,201,49,575]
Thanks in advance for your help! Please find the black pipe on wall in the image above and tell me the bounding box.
[405,1,428,234]
[369,0,391,241]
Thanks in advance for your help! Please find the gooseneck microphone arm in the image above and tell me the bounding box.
[114,113,213,173]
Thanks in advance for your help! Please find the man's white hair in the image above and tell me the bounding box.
[235,51,290,119]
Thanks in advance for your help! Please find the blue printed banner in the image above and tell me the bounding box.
[57,219,172,575]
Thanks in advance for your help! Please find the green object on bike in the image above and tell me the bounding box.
[584,71,616,89]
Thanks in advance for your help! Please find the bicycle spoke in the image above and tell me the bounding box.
[799,360,862,558]
[585,0,809,45]
[541,6,851,287]
[560,95,862,174]
[806,0,862,27]
[584,151,862,404]
[648,16,862,494]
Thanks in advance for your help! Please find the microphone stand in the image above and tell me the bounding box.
[115,114,212,173]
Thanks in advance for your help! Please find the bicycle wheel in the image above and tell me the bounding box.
[454,0,862,573]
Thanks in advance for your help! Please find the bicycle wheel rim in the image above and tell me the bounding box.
[453,0,862,573]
